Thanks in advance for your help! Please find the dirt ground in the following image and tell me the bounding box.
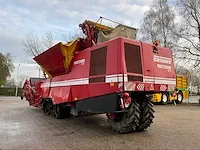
[1,96,200,150]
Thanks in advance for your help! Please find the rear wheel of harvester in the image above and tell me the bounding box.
[160,93,168,105]
[136,96,155,132]
[107,101,140,134]
[176,91,183,104]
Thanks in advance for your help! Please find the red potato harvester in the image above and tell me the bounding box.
[22,17,176,133]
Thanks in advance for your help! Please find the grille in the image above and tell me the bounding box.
[124,43,142,74]
[89,46,107,76]
[128,75,143,82]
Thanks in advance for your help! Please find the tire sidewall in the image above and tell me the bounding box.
[176,92,183,103]
[107,102,140,133]
[161,93,168,105]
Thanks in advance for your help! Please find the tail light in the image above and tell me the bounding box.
[120,92,132,108]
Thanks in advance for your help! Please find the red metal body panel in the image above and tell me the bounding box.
[141,42,155,77]
[34,37,176,105]
[153,46,175,78]
[87,83,118,98]
[49,86,71,104]
[34,43,66,76]
[42,87,50,97]
[121,38,176,79]
[71,85,88,101]
[70,83,118,102]
[49,38,122,82]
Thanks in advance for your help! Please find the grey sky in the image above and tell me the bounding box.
[0,0,156,81]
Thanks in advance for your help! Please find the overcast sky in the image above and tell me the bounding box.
[1,0,164,81]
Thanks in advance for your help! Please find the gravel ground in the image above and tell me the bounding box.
[1,96,200,150]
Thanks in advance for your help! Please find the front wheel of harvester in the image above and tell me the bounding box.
[136,96,155,132]
[107,102,140,134]
[176,91,183,104]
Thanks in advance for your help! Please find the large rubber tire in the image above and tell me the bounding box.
[161,93,168,105]
[107,102,140,134]
[42,100,48,114]
[42,100,70,119]
[176,91,183,104]
[54,105,71,119]
[53,105,64,119]
[43,100,53,116]
[136,98,155,132]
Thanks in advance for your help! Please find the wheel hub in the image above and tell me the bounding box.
[162,94,168,103]
[177,94,182,102]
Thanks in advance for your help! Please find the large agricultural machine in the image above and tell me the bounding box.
[151,75,189,104]
[22,17,176,133]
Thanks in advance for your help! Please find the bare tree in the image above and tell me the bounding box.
[62,31,84,42]
[139,0,177,48]
[22,33,43,57]
[139,8,158,43]
[174,64,200,87]
[175,65,189,75]
[173,0,200,67]
[42,31,54,49]
[22,31,54,57]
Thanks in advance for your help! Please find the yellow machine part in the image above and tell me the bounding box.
[84,20,113,31]
[152,75,188,103]
[152,93,162,103]
[60,40,78,71]
[38,40,78,78]
[39,65,52,78]
[151,93,177,102]
[176,76,187,89]
[183,90,189,99]
[169,95,177,101]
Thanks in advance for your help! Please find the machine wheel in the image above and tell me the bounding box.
[176,91,183,104]
[53,105,71,119]
[161,93,168,105]
[42,100,48,114]
[42,100,70,119]
[63,106,71,118]
[136,97,155,132]
[42,99,54,116]
[107,102,140,134]
[53,105,64,119]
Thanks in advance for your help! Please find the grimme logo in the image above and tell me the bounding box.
[153,55,171,64]
[153,55,172,72]
[74,59,85,65]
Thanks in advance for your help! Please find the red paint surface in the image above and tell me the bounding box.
[34,37,176,105]
[49,86,71,104]
[34,43,66,76]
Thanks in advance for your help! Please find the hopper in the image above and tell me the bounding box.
[34,40,80,77]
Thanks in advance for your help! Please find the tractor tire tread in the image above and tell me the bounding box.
[108,102,140,134]
[136,99,154,132]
